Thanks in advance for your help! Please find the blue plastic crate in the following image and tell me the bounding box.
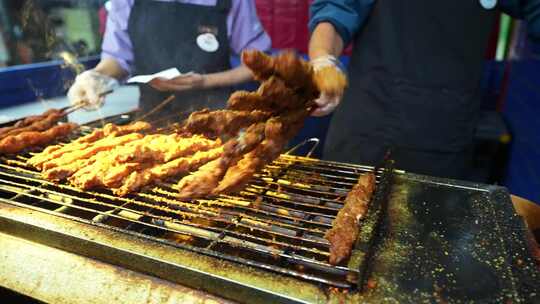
[0,56,99,108]
[502,60,540,203]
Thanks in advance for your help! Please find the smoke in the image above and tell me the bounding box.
[57,51,85,90]
[20,0,88,102]
[20,0,56,55]
[21,0,85,76]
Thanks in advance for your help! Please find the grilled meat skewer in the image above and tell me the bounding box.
[227,77,301,113]
[76,121,152,144]
[0,123,78,154]
[28,121,152,169]
[115,146,223,196]
[185,109,271,138]
[273,51,317,94]
[0,109,63,137]
[29,118,224,196]
[66,135,159,188]
[175,121,268,199]
[213,137,284,194]
[69,135,220,190]
[177,50,316,199]
[40,133,144,171]
[242,50,318,97]
[30,141,93,170]
[241,49,275,81]
[214,108,308,194]
[0,110,64,140]
[43,153,102,181]
[13,109,62,128]
[31,50,317,201]
[325,173,376,265]
[226,91,270,112]
[175,157,233,200]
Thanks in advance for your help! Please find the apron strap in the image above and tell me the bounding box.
[216,0,232,12]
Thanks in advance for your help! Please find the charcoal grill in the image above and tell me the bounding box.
[0,117,538,303]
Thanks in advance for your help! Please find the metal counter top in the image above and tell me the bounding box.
[0,232,233,304]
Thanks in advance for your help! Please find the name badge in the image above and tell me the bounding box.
[196,33,219,53]
[479,0,497,10]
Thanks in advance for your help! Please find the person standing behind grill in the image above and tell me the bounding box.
[67,0,271,120]
[308,0,540,179]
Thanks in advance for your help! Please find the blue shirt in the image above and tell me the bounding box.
[309,0,540,47]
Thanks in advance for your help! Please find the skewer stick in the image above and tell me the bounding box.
[63,102,87,115]
[63,90,114,115]
[137,94,176,121]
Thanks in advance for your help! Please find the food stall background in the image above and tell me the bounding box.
[0,0,538,204]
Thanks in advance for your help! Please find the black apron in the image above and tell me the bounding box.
[324,0,496,179]
[128,0,232,123]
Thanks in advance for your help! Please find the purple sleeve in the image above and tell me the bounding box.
[227,0,272,55]
[101,0,135,75]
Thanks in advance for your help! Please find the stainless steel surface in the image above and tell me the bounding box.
[358,173,540,303]
[0,231,233,304]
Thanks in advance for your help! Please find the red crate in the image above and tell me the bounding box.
[255,0,354,55]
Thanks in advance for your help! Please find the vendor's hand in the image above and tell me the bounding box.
[310,55,347,117]
[67,70,118,110]
[149,73,205,92]
[312,93,342,117]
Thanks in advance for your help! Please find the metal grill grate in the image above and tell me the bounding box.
[0,134,385,290]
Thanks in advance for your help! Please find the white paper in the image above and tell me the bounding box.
[127,68,194,84]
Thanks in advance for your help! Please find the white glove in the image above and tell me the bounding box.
[311,54,343,72]
[312,93,341,117]
[310,55,347,117]
[67,70,118,110]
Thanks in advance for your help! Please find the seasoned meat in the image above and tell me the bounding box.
[0,123,78,154]
[325,173,376,265]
